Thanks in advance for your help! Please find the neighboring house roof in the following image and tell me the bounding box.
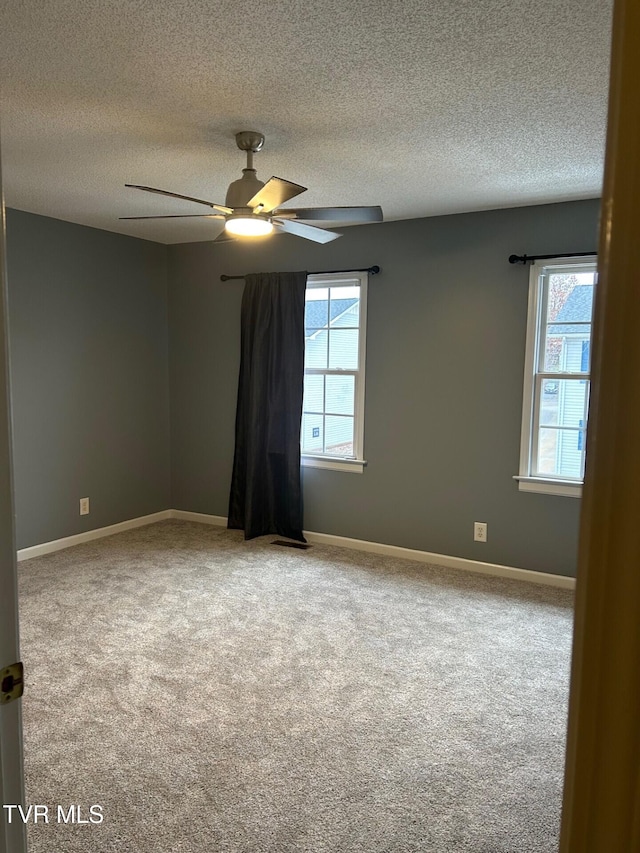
[548,285,594,335]
[305,298,358,334]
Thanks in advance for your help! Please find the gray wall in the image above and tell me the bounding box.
[6,210,170,549]
[169,199,600,577]
[5,201,599,573]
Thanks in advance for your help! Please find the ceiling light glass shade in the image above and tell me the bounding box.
[225,215,273,236]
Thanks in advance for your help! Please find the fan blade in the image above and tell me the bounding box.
[273,218,341,244]
[247,177,306,213]
[274,205,383,223]
[125,184,233,214]
[119,214,225,220]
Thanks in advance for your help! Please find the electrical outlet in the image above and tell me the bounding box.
[80,497,90,516]
[474,522,487,542]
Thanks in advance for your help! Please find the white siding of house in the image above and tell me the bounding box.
[556,336,589,478]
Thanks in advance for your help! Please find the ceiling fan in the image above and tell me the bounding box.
[121,131,383,243]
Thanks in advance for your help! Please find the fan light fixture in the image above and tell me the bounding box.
[225,214,273,237]
[122,130,383,243]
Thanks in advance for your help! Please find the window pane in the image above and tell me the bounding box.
[303,375,324,413]
[324,416,354,456]
[305,329,328,369]
[543,332,591,373]
[330,284,359,301]
[305,288,328,332]
[325,375,355,415]
[328,329,359,369]
[302,275,367,464]
[301,413,323,454]
[546,274,595,324]
[544,272,594,374]
[329,286,360,327]
[537,428,585,479]
[520,261,596,490]
[539,379,589,428]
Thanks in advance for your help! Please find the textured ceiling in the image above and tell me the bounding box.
[0,0,612,244]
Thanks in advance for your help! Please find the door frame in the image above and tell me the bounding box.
[559,0,640,847]
[0,130,28,853]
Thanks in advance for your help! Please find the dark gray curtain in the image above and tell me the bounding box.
[227,271,308,541]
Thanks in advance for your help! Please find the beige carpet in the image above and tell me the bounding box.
[18,520,574,852]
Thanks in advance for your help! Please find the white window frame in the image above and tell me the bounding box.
[301,270,368,473]
[515,255,597,497]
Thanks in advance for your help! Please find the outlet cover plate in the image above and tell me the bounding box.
[474,522,487,542]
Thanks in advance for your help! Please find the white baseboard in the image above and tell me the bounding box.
[171,509,227,527]
[166,510,576,590]
[17,508,575,590]
[302,530,575,589]
[16,510,173,561]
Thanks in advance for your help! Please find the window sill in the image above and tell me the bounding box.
[301,455,366,474]
[514,475,582,498]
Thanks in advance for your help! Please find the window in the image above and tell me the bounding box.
[516,256,597,497]
[301,271,368,472]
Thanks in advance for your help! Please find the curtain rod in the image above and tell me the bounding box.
[509,252,597,265]
[220,265,380,281]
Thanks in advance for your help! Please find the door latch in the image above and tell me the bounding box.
[1,662,24,704]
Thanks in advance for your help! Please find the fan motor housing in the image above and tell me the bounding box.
[225,168,265,208]
[235,131,265,153]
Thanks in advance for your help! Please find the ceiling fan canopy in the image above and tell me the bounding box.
[122,131,383,244]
